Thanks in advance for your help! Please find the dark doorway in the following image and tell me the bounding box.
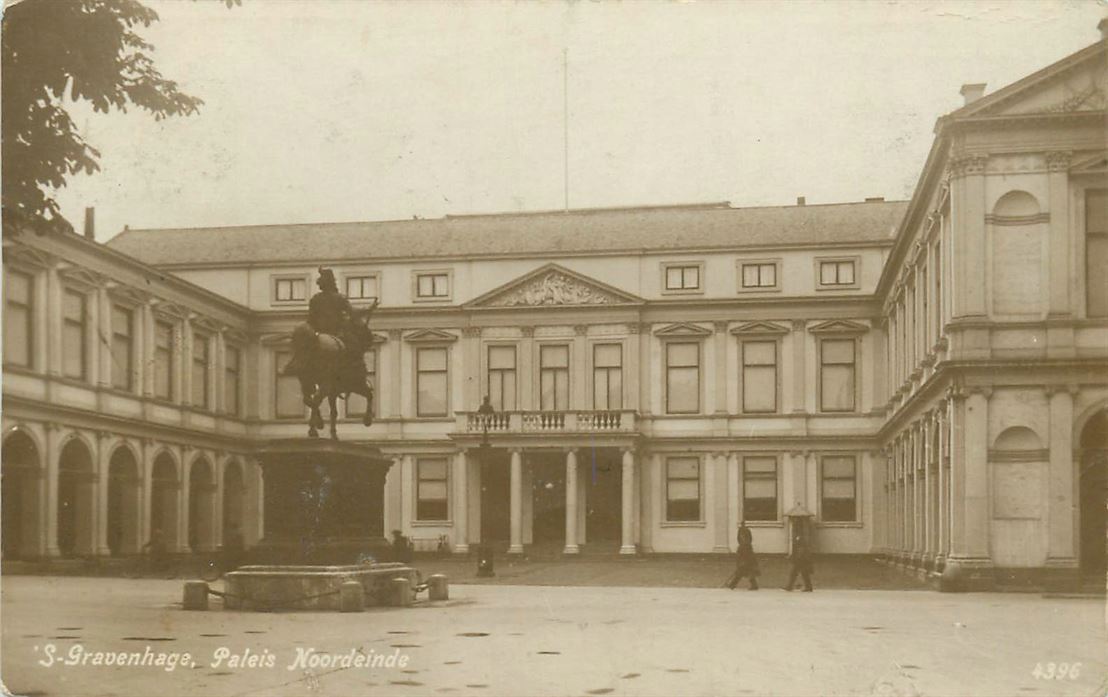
[530,454,565,546]
[107,447,140,556]
[1080,410,1107,575]
[58,438,94,557]
[150,454,179,550]
[479,449,510,545]
[2,431,39,559]
[584,448,621,542]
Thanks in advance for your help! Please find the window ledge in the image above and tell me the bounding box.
[815,521,864,529]
[660,521,706,528]
[736,286,782,294]
[742,520,785,528]
[410,520,452,527]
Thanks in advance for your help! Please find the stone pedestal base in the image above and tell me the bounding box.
[223,563,420,611]
[939,556,995,592]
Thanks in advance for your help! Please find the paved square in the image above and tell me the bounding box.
[2,576,1105,696]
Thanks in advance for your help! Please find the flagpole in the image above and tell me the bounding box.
[563,47,569,213]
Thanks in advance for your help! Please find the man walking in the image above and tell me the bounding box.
[783,535,814,592]
[725,521,759,590]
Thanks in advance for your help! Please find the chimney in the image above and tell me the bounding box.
[960,83,986,106]
[83,207,95,240]
[796,196,806,206]
[865,196,885,203]
[1099,17,1108,41]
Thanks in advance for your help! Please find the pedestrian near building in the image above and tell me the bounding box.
[725,522,759,590]
[783,535,814,592]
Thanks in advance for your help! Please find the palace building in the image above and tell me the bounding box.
[3,28,1106,590]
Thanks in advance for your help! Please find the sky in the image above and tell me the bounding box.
[50,0,1106,243]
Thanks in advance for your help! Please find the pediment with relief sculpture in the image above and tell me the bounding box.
[960,42,1107,118]
[467,263,643,308]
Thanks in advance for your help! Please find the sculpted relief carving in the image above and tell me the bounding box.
[488,271,621,306]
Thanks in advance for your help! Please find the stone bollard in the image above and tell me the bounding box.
[339,581,365,612]
[427,574,449,601]
[391,577,412,607]
[183,581,209,611]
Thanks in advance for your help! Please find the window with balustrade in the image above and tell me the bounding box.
[539,344,569,411]
[592,343,622,410]
[487,345,517,411]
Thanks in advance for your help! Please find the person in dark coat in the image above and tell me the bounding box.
[784,535,814,592]
[725,522,759,590]
[391,529,413,564]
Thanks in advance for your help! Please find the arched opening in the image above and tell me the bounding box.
[222,460,245,543]
[188,458,215,553]
[989,426,1047,568]
[58,438,95,557]
[150,453,179,551]
[2,431,41,559]
[990,190,1044,316]
[1079,410,1108,575]
[107,446,141,556]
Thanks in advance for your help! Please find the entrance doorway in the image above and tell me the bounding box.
[107,447,141,555]
[58,438,95,557]
[584,448,621,543]
[1079,410,1107,575]
[530,453,565,546]
[479,449,509,545]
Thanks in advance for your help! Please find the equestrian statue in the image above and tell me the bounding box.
[282,267,376,439]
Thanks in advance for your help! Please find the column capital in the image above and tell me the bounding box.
[791,319,807,332]
[626,322,641,335]
[1045,150,1072,172]
[712,320,729,333]
[620,446,636,457]
[950,153,988,177]
[563,446,579,455]
[461,326,482,338]
[573,324,588,336]
[788,449,808,458]
[508,447,524,455]
[519,326,535,338]
[966,385,993,399]
[387,329,402,341]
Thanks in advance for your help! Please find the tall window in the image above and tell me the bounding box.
[819,338,856,412]
[741,262,777,289]
[819,260,856,286]
[110,305,133,391]
[665,342,700,414]
[539,344,569,411]
[665,457,701,522]
[665,264,701,291]
[821,455,857,522]
[933,241,943,339]
[1086,189,1108,318]
[62,289,87,380]
[154,320,174,400]
[346,275,378,301]
[4,270,33,368]
[224,346,241,416]
[741,340,777,413]
[415,272,449,299]
[920,268,929,351]
[487,345,517,411]
[416,347,448,416]
[592,343,622,410]
[192,334,210,409]
[416,457,449,521]
[346,347,376,418]
[274,350,303,418]
[274,277,306,302]
[742,456,778,521]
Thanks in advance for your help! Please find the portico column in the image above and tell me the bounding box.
[95,432,111,556]
[178,452,191,553]
[564,448,579,554]
[212,456,225,549]
[508,448,523,554]
[941,386,994,591]
[454,449,469,553]
[936,406,948,563]
[923,416,935,565]
[620,448,636,555]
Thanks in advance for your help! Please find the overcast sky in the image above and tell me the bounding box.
[53,0,1104,243]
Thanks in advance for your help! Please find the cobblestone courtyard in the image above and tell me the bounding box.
[2,574,1105,697]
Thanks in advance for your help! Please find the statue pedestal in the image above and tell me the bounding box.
[252,439,394,565]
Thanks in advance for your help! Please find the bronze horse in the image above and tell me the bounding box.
[289,306,375,439]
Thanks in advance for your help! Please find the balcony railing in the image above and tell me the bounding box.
[457,409,637,434]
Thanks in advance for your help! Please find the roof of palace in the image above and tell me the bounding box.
[107,199,909,266]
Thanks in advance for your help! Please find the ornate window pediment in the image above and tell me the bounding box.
[106,284,150,307]
[1070,151,1108,175]
[3,244,53,270]
[152,300,190,320]
[57,265,104,290]
[729,321,789,336]
[404,328,458,343]
[808,319,868,335]
[467,263,643,308]
[653,322,713,338]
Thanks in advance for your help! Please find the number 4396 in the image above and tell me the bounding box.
[1032,662,1081,680]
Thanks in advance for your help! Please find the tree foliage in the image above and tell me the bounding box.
[2,0,235,237]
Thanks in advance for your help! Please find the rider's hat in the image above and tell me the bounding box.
[317,267,337,287]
